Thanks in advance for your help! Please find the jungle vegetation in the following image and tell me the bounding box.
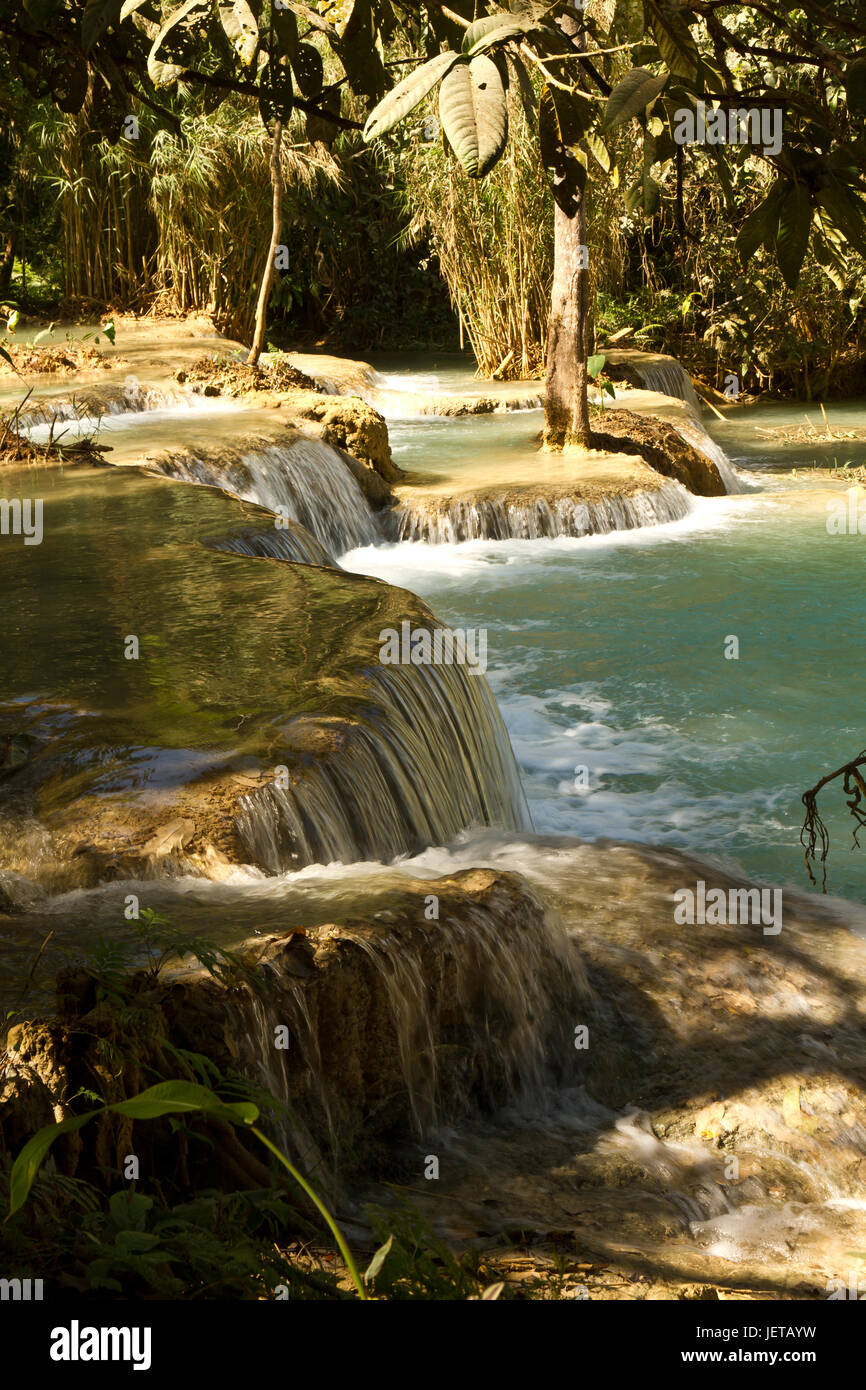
[0,1,864,411]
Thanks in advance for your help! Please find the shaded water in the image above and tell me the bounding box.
[0,456,526,897]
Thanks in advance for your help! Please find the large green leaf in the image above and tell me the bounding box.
[147,0,209,87]
[81,0,123,50]
[291,42,324,100]
[109,1081,258,1125]
[259,56,293,133]
[816,177,866,259]
[736,179,787,261]
[335,0,386,100]
[271,2,298,58]
[844,57,866,119]
[462,13,530,56]
[774,180,813,290]
[8,1110,100,1218]
[645,0,698,82]
[49,54,89,114]
[7,1081,260,1220]
[217,0,258,66]
[539,84,590,216]
[603,68,667,130]
[584,129,613,174]
[439,54,508,179]
[363,51,459,141]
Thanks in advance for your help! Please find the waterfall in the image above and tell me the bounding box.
[630,356,702,412]
[203,523,337,569]
[226,874,587,1176]
[337,901,581,1130]
[671,416,744,494]
[10,382,193,430]
[147,435,381,554]
[388,479,692,544]
[234,660,531,872]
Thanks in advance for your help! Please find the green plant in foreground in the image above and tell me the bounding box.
[5,1079,367,1301]
[587,353,617,411]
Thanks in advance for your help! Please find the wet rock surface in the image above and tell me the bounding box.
[361,841,866,1300]
[0,870,583,1185]
[591,408,727,497]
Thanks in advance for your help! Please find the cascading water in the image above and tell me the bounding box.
[203,523,337,569]
[628,356,702,412]
[147,434,381,554]
[10,381,195,430]
[234,659,531,872]
[672,414,744,493]
[223,872,587,1178]
[387,479,693,544]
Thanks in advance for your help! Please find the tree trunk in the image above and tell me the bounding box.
[543,195,591,449]
[247,120,284,366]
[0,229,18,298]
[542,2,591,450]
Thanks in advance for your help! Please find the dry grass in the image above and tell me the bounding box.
[0,392,110,466]
[394,83,551,379]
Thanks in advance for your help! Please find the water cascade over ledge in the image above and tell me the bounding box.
[629,356,702,411]
[10,381,200,430]
[386,479,693,544]
[147,434,381,554]
[235,660,532,872]
[223,870,586,1175]
[672,414,744,493]
[202,522,338,569]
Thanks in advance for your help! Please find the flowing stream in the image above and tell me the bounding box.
[3,334,866,1295]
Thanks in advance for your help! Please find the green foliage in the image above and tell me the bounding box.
[0,1155,334,1298]
[360,1,866,301]
[587,352,616,407]
[603,68,668,131]
[361,1202,489,1300]
[395,75,550,375]
[6,1078,367,1298]
[539,84,591,216]
[363,52,458,142]
[438,54,508,179]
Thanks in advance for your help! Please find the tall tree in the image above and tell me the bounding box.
[361,0,866,448]
[3,0,865,405]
